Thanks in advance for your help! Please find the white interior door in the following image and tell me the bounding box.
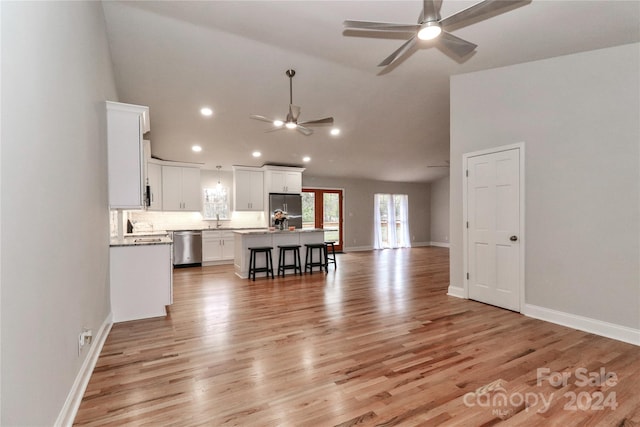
[466,147,522,311]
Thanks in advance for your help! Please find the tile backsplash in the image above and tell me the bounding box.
[110,210,266,236]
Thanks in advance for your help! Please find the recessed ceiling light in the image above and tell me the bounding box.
[285,122,297,129]
[330,128,341,136]
[200,107,213,116]
[252,151,261,158]
[273,120,284,127]
[302,156,311,162]
[192,145,202,152]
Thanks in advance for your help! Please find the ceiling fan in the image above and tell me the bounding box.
[250,69,334,136]
[344,0,530,67]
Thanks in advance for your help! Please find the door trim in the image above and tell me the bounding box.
[462,142,525,312]
[302,187,345,252]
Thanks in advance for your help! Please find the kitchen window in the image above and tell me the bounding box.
[203,186,230,219]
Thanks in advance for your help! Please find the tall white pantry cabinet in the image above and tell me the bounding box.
[106,101,150,209]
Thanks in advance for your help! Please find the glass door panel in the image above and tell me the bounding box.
[302,188,343,251]
[323,192,340,244]
[301,192,315,229]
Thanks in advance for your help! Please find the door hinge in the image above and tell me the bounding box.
[466,221,469,229]
[467,272,469,280]
[466,169,469,177]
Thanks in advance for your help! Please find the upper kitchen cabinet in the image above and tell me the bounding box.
[162,165,201,211]
[146,161,163,210]
[106,101,150,209]
[264,166,304,194]
[233,166,263,211]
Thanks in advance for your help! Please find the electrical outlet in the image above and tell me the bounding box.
[78,328,93,354]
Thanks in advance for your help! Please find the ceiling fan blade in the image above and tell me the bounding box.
[250,114,276,124]
[343,20,420,32]
[422,0,441,22]
[298,117,334,126]
[290,104,301,121]
[378,36,418,67]
[437,31,477,57]
[296,125,313,136]
[265,126,285,133]
[440,0,530,30]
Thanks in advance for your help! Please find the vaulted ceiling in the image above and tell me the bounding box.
[102,1,640,183]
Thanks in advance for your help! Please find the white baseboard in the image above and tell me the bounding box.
[55,313,113,427]
[429,241,450,248]
[447,286,465,298]
[410,241,431,247]
[523,304,640,346]
[344,245,373,252]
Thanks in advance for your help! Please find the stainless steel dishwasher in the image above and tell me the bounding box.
[172,230,202,266]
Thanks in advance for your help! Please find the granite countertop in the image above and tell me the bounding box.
[233,228,324,235]
[110,235,173,247]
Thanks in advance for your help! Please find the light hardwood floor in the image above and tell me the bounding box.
[75,247,640,426]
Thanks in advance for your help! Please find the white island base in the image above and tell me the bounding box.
[234,229,324,278]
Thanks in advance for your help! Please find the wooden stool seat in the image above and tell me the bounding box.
[248,246,274,281]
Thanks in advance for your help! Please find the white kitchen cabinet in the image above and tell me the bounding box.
[110,243,172,322]
[203,230,235,263]
[147,161,163,210]
[162,165,201,211]
[266,169,303,194]
[106,101,150,209]
[233,167,263,211]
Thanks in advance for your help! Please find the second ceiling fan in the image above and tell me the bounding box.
[250,69,334,136]
[344,0,530,67]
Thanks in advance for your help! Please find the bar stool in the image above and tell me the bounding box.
[304,243,327,274]
[277,244,302,276]
[325,241,337,269]
[248,246,274,281]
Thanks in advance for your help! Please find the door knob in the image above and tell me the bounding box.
[510,235,518,242]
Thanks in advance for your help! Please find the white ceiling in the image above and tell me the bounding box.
[102,0,640,183]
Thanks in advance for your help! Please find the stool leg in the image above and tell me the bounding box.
[324,244,328,272]
[296,249,302,275]
[332,244,337,268]
[249,250,255,281]
[269,250,274,278]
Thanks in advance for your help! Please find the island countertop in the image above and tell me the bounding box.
[110,235,173,247]
[233,228,323,235]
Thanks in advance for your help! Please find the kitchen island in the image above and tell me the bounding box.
[234,229,324,278]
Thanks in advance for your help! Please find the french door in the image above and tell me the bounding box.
[302,188,343,251]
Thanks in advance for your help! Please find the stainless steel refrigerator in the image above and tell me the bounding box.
[269,193,302,229]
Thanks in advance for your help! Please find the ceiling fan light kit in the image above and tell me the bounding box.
[250,69,334,136]
[344,0,530,67]
[417,21,441,40]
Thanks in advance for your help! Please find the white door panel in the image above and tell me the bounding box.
[467,147,521,311]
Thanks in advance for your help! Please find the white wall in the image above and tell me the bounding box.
[429,176,450,246]
[1,2,117,424]
[450,44,640,330]
[303,175,431,250]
